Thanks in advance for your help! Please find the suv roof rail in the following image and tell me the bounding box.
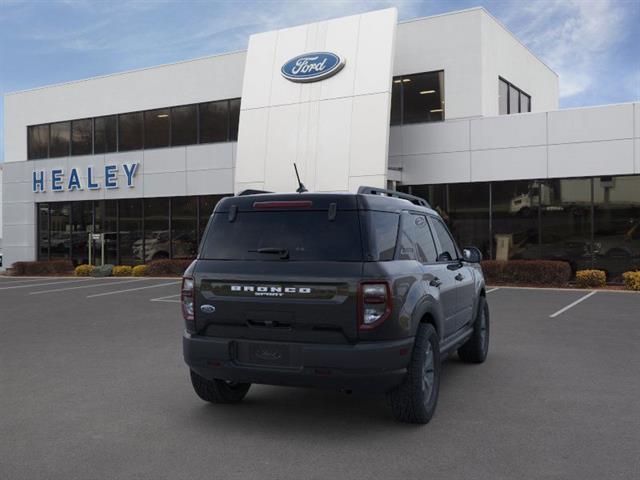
[357,186,431,208]
[237,189,273,196]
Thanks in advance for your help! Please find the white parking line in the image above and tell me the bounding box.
[87,281,179,298]
[0,278,93,291]
[30,278,146,295]
[549,291,598,318]
[150,293,181,303]
[486,287,500,293]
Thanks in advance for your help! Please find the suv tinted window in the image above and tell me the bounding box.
[364,211,399,261]
[398,214,438,262]
[202,211,362,261]
[431,217,458,261]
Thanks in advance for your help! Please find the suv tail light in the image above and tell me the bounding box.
[358,282,392,330]
[181,277,195,321]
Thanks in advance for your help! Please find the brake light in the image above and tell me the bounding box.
[253,200,313,209]
[181,277,195,321]
[358,282,392,330]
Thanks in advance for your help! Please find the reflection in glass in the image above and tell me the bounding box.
[49,122,71,157]
[29,125,49,159]
[499,79,509,115]
[38,204,50,260]
[171,105,197,146]
[144,198,170,262]
[229,98,241,141]
[71,119,93,156]
[144,108,170,149]
[119,199,143,265]
[118,112,143,151]
[509,85,520,114]
[94,115,117,154]
[200,100,229,143]
[71,201,93,265]
[49,203,70,259]
[171,197,198,259]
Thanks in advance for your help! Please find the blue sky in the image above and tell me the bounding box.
[1,0,639,162]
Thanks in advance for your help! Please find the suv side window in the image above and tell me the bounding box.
[397,213,438,263]
[430,217,459,262]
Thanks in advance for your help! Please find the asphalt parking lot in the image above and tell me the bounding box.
[1,277,639,480]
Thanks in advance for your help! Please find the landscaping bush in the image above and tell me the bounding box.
[481,260,571,287]
[146,259,194,277]
[75,264,95,276]
[622,271,640,291]
[575,269,606,288]
[132,264,149,277]
[11,260,74,276]
[112,265,133,277]
[91,264,114,277]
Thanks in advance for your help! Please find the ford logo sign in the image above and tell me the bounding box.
[200,304,216,314]
[281,52,345,83]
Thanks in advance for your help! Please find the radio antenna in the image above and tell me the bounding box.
[293,163,308,193]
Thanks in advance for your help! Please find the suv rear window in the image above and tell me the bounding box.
[201,211,363,261]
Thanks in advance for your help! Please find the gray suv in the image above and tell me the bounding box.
[182,187,489,424]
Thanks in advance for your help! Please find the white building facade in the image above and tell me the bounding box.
[2,7,639,278]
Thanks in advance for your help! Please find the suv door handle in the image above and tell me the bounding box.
[429,277,442,288]
[455,273,464,281]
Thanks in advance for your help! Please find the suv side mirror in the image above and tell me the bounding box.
[462,246,482,263]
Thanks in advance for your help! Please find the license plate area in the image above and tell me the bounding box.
[235,341,293,368]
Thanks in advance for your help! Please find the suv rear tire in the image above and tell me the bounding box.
[190,370,251,404]
[458,296,490,363]
[388,323,441,424]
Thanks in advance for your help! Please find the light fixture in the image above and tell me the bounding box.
[430,109,443,113]
[402,78,411,83]
[157,114,169,118]
[419,90,436,95]
[393,79,401,84]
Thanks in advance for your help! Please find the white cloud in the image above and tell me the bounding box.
[504,0,630,99]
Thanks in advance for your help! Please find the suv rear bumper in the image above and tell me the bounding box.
[183,333,414,393]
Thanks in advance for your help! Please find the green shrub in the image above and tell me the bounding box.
[146,259,194,277]
[481,260,572,287]
[75,264,95,276]
[622,271,640,291]
[112,265,133,277]
[91,264,114,277]
[575,269,606,288]
[132,265,149,277]
[11,260,74,276]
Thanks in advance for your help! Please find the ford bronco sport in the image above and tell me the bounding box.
[182,187,489,424]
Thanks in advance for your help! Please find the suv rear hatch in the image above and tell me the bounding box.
[193,195,364,344]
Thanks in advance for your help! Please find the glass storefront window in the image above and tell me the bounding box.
[199,100,229,143]
[71,118,93,156]
[119,199,143,265]
[391,71,445,125]
[49,203,70,259]
[95,201,119,265]
[28,125,49,160]
[94,115,117,154]
[592,175,640,280]
[38,204,50,260]
[49,121,71,157]
[499,79,509,115]
[144,108,170,149]
[229,98,241,141]
[171,105,198,146]
[71,201,93,265]
[171,197,198,260]
[144,198,170,262]
[118,112,143,151]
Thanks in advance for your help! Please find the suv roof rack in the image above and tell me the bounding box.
[357,186,431,208]
[237,189,273,196]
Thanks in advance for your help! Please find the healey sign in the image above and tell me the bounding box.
[281,52,345,83]
[32,163,138,193]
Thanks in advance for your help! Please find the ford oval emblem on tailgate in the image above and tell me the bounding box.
[200,304,216,314]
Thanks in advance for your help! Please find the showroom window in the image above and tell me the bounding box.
[499,77,531,115]
[37,195,226,265]
[71,118,93,156]
[27,98,241,159]
[49,121,71,157]
[28,124,49,159]
[94,115,117,154]
[390,71,444,125]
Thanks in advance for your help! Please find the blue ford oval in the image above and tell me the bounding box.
[281,52,345,83]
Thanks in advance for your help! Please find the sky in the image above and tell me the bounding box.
[0,0,639,162]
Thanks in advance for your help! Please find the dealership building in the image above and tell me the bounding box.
[2,7,639,278]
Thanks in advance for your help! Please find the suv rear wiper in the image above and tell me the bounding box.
[249,247,290,260]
